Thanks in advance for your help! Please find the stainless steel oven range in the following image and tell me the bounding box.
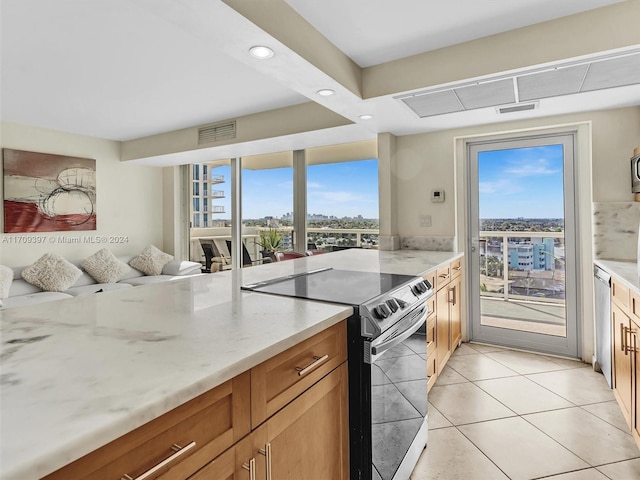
[242,268,434,480]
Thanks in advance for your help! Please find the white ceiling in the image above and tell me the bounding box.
[1,0,638,159]
[284,0,625,67]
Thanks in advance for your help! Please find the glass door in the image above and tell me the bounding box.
[468,134,579,357]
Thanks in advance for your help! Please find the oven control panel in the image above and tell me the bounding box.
[360,278,433,338]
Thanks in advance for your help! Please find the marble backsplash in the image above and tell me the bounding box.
[400,236,455,252]
[593,202,640,261]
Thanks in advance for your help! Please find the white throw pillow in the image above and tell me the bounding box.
[129,245,174,276]
[22,253,82,292]
[0,265,13,299]
[82,248,131,283]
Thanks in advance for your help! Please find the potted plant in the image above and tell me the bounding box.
[256,228,283,261]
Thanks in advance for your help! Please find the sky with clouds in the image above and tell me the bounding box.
[207,159,379,220]
[478,144,565,218]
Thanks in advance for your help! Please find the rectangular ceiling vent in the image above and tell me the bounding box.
[497,102,538,114]
[198,121,236,144]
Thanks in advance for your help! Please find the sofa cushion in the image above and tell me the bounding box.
[82,248,131,283]
[0,265,13,299]
[162,260,203,276]
[2,291,73,309]
[65,282,133,297]
[129,245,174,276]
[22,253,83,292]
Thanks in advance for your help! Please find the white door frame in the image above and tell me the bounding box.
[467,133,579,357]
[454,122,594,361]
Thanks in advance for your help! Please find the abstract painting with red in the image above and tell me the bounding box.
[3,149,96,233]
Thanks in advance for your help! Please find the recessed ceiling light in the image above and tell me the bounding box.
[358,114,374,120]
[249,46,274,59]
[316,89,335,97]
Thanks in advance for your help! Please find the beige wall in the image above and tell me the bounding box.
[0,122,164,267]
[395,106,640,238]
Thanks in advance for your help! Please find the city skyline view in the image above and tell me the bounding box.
[207,159,379,220]
[479,144,565,219]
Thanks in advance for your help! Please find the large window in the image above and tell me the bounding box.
[188,149,379,269]
[242,157,293,266]
[307,159,379,251]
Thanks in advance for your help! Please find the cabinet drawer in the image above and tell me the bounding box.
[251,321,347,428]
[451,258,463,279]
[436,265,451,290]
[45,373,251,480]
[631,290,640,323]
[612,278,631,311]
[426,317,437,357]
[425,270,437,292]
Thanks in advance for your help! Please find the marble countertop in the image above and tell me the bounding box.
[594,259,640,292]
[0,249,461,479]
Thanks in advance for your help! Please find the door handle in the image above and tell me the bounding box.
[242,458,256,480]
[258,443,272,480]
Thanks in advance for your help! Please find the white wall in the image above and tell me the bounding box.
[0,122,164,267]
[396,106,640,238]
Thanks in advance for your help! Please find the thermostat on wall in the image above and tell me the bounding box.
[431,189,445,203]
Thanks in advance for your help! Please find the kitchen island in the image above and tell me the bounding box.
[0,249,461,479]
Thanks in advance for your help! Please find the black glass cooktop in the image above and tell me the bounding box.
[242,268,416,306]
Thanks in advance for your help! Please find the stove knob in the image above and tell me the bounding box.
[418,282,428,293]
[386,298,400,313]
[377,303,391,318]
[423,279,433,290]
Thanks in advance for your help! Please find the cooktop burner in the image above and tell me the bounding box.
[242,268,416,306]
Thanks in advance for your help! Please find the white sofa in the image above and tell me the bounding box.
[3,256,204,309]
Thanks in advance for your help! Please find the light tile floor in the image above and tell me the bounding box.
[411,343,640,480]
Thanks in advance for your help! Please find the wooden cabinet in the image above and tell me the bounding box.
[266,363,349,480]
[612,302,633,426]
[251,322,347,428]
[44,373,251,480]
[46,322,348,480]
[610,275,640,451]
[450,275,462,349]
[436,285,452,371]
[425,256,464,387]
[435,258,464,375]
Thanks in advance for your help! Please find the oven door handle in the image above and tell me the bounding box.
[370,305,428,359]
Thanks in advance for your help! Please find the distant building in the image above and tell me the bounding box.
[507,238,556,271]
[191,163,225,228]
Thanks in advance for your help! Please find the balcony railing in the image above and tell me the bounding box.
[203,190,225,198]
[479,230,565,305]
[189,226,380,264]
[306,228,379,249]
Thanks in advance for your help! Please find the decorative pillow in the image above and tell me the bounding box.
[82,248,131,283]
[129,245,173,276]
[0,265,13,299]
[22,253,82,292]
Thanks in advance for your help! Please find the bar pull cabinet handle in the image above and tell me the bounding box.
[259,443,272,480]
[448,287,456,305]
[439,273,449,279]
[242,457,256,480]
[626,328,638,354]
[121,441,196,480]
[453,265,462,271]
[296,354,329,376]
[621,323,627,354]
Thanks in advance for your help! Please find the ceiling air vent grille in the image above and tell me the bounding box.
[497,103,538,114]
[198,121,236,144]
